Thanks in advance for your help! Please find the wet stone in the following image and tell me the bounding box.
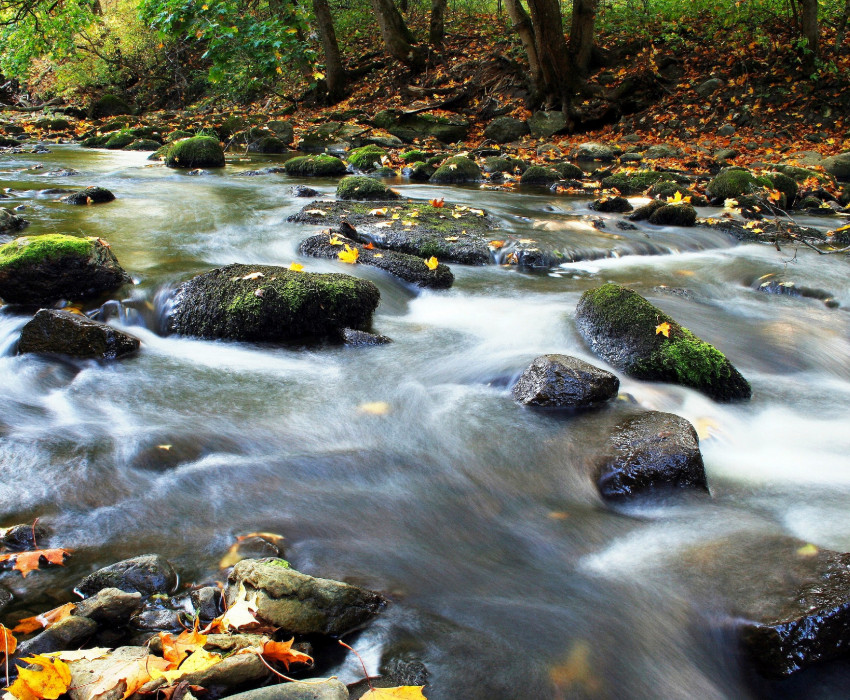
[76,554,178,597]
[512,354,619,408]
[18,309,141,360]
[73,587,142,625]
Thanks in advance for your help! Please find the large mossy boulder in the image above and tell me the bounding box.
[283,155,347,177]
[18,309,140,359]
[227,558,385,636]
[347,145,386,171]
[520,166,560,185]
[246,136,287,154]
[647,203,697,226]
[165,136,225,169]
[91,94,132,118]
[0,235,131,305]
[597,411,707,500]
[429,156,481,184]
[484,117,529,143]
[821,152,850,180]
[575,283,751,401]
[528,111,567,139]
[168,264,380,342]
[372,110,469,144]
[706,167,762,200]
[336,175,399,201]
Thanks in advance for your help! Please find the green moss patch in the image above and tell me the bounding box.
[0,234,94,269]
[336,176,399,200]
[283,154,347,177]
[166,136,226,169]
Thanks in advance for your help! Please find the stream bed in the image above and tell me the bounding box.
[1,146,849,699]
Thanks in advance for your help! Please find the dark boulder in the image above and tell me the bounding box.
[76,554,177,597]
[0,235,131,305]
[342,328,392,346]
[520,166,560,185]
[647,203,697,226]
[60,187,115,205]
[372,109,469,143]
[0,207,28,233]
[291,185,319,198]
[246,137,287,154]
[0,585,10,614]
[283,155,346,177]
[484,116,529,143]
[168,264,380,342]
[512,354,619,408]
[575,283,751,401]
[528,111,567,139]
[597,411,707,500]
[91,94,132,118]
[73,587,143,625]
[18,309,140,359]
[590,196,633,213]
[429,156,481,184]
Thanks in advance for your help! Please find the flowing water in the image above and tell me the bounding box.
[1,146,849,699]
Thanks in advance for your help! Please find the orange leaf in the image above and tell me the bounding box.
[429,198,445,208]
[12,655,71,699]
[260,638,312,669]
[0,549,70,578]
[363,242,375,250]
[1,624,17,659]
[159,621,208,666]
[655,322,671,337]
[360,688,426,699]
[12,603,76,635]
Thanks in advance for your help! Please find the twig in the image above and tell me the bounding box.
[31,517,39,549]
[794,237,850,255]
[338,640,375,691]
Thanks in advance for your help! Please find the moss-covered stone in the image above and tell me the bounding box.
[602,170,673,195]
[706,168,758,200]
[336,176,399,201]
[165,130,194,143]
[520,166,560,185]
[761,171,798,206]
[429,156,481,184]
[168,264,380,342]
[552,162,583,179]
[246,137,287,154]
[575,283,751,401]
[401,161,435,180]
[590,196,633,213]
[124,139,162,152]
[347,145,386,171]
[0,234,131,305]
[18,309,140,359]
[283,155,347,177]
[648,203,697,226]
[482,157,527,174]
[81,133,113,148]
[60,187,116,205]
[628,199,666,222]
[647,181,706,205]
[92,94,132,118]
[400,150,427,163]
[166,136,225,169]
[772,164,834,185]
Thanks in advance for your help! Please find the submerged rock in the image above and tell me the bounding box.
[512,354,619,408]
[647,203,697,226]
[60,186,115,205]
[590,196,633,213]
[342,328,392,346]
[18,309,140,359]
[165,136,225,169]
[76,554,177,597]
[575,283,751,401]
[299,228,453,289]
[520,166,560,185]
[597,411,707,500]
[227,558,385,636]
[0,235,131,305]
[168,264,380,342]
[0,207,28,233]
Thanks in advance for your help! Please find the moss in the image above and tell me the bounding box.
[347,145,386,171]
[590,196,633,213]
[430,156,481,184]
[283,155,346,177]
[124,139,161,151]
[707,168,757,199]
[553,162,583,179]
[520,166,560,185]
[81,133,113,148]
[166,136,225,169]
[246,136,287,154]
[165,130,194,143]
[762,171,798,205]
[401,150,426,163]
[483,157,527,174]
[402,161,434,180]
[0,234,93,269]
[655,327,733,388]
[647,203,697,226]
[336,176,396,200]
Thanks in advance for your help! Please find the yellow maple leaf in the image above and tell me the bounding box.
[723,198,739,209]
[655,322,671,337]
[151,649,222,684]
[338,245,359,264]
[424,256,438,270]
[289,263,304,272]
[12,656,71,700]
[360,688,426,699]
[328,235,344,246]
[1,624,17,659]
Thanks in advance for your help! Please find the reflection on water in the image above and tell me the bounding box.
[1,146,850,698]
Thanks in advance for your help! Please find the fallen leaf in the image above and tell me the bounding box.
[11,656,71,700]
[258,638,312,669]
[1,624,17,660]
[338,245,359,264]
[358,401,391,415]
[288,263,304,272]
[305,209,327,216]
[42,649,110,662]
[429,198,444,208]
[151,649,221,684]
[0,549,70,578]
[159,623,208,666]
[655,322,671,337]
[368,208,388,216]
[65,647,169,700]
[488,240,504,249]
[424,256,439,270]
[328,235,344,245]
[219,583,260,631]
[360,688,426,700]
[797,543,819,557]
[241,272,264,280]
[363,242,375,249]
[443,236,459,241]
[12,603,76,635]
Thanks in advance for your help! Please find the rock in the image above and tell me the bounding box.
[165,136,225,169]
[247,137,287,154]
[297,122,367,151]
[713,147,738,162]
[191,586,222,620]
[169,652,269,699]
[124,139,161,152]
[762,171,798,205]
[15,616,98,658]
[223,680,348,700]
[590,196,633,213]
[597,411,707,500]
[165,129,193,143]
[575,284,751,401]
[372,110,469,143]
[347,145,386,171]
[575,142,616,161]
[77,554,178,597]
[0,522,47,550]
[528,111,567,139]
[91,94,132,118]
[168,264,380,342]
[18,309,140,359]
[292,185,319,198]
[0,207,28,233]
[484,116,529,143]
[821,152,850,179]
[227,558,385,636]
[342,328,392,346]
[267,120,294,144]
[66,647,161,700]
[717,124,736,136]
[520,166,560,185]
[429,156,481,184]
[643,144,680,159]
[552,162,583,179]
[754,278,837,307]
[73,587,143,625]
[130,606,182,631]
[601,170,672,195]
[336,176,399,201]
[773,164,834,184]
[647,203,697,226]
[706,168,760,200]
[283,155,347,177]
[0,235,131,305]
[401,162,434,180]
[0,585,10,614]
[299,229,454,290]
[512,354,619,408]
[483,157,527,174]
[695,77,724,97]
[104,132,136,149]
[60,187,116,205]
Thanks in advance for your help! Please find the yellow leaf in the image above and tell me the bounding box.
[444,236,459,241]
[424,256,438,270]
[655,322,671,337]
[220,583,260,631]
[391,213,400,220]
[305,209,328,216]
[15,656,71,700]
[797,543,819,557]
[374,253,383,258]
[488,240,504,249]
[151,650,221,684]
[359,401,391,415]
[313,71,325,81]
[338,245,359,264]
[452,212,462,219]
[12,603,75,635]
[723,198,739,209]
[1,624,17,659]
[408,210,419,218]
[402,220,414,226]
[328,235,344,245]
[368,208,388,216]
[470,208,485,216]
[241,272,264,280]
[360,688,426,700]
[289,263,304,272]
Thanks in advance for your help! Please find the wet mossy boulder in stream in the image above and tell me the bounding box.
[283,155,346,177]
[18,309,140,359]
[601,170,674,195]
[60,186,115,205]
[0,207,28,234]
[169,264,380,342]
[575,284,751,401]
[104,131,136,149]
[429,156,481,184]
[336,176,399,201]
[590,196,633,213]
[227,558,386,636]
[597,411,707,500]
[647,202,697,226]
[512,354,619,408]
[706,168,768,200]
[165,136,225,169]
[373,109,469,143]
[347,144,386,171]
[0,235,131,305]
[124,139,162,152]
[246,136,288,154]
[520,166,560,185]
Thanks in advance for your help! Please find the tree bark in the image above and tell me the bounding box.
[799,0,818,69]
[836,0,850,50]
[569,0,597,76]
[504,0,543,98]
[429,0,447,45]
[369,0,426,70]
[524,0,579,109]
[312,0,346,102]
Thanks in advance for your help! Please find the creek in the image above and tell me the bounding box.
[1,146,849,699]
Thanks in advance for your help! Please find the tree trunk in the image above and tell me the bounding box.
[836,0,850,50]
[800,0,818,69]
[524,0,579,109]
[369,0,426,70]
[504,0,543,98]
[429,0,447,45]
[312,0,346,102]
[569,0,597,76]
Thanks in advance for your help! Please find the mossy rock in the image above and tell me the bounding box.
[520,166,560,185]
[552,162,583,179]
[401,162,435,180]
[92,94,132,118]
[426,155,445,168]
[590,196,633,213]
[761,172,798,206]
[166,136,225,169]
[401,150,427,163]
[168,263,380,342]
[283,155,347,177]
[165,130,194,143]
[706,168,759,200]
[483,157,527,174]
[336,176,399,201]
[602,170,673,195]
[647,181,705,204]
[772,164,835,185]
[0,234,131,305]
[267,120,294,144]
[81,133,113,149]
[347,145,386,171]
[0,208,28,234]
[628,199,666,222]
[124,139,162,152]
[247,137,287,154]
[575,283,751,401]
[60,187,116,205]
[216,116,248,139]
[149,145,169,161]
[648,203,697,226]
[430,156,481,184]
